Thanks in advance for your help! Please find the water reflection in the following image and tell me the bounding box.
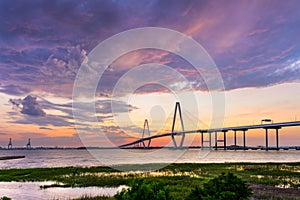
[0,181,126,200]
[1,149,300,169]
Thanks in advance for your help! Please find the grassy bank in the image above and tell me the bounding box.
[0,163,299,199]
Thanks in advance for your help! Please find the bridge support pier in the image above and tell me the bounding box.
[209,132,211,149]
[215,132,218,150]
[223,131,227,150]
[214,131,227,150]
[200,131,212,150]
[265,127,281,151]
[232,129,247,150]
[243,130,246,150]
[234,131,237,150]
[201,132,203,147]
[276,128,279,150]
[265,128,269,150]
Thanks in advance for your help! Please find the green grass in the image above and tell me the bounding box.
[73,195,114,200]
[0,163,299,200]
[1,163,300,187]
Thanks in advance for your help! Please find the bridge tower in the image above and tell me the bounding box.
[141,119,151,148]
[171,102,185,148]
[8,138,12,149]
[26,138,31,149]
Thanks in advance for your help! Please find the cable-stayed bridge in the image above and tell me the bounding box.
[119,102,300,150]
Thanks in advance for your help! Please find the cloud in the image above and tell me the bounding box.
[32,135,83,147]
[1,0,300,97]
[7,96,78,128]
[10,95,46,116]
[0,84,31,96]
[13,114,72,127]
[1,0,300,147]
[96,100,138,114]
[7,94,138,131]
[21,95,46,116]
[76,125,136,146]
[275,58,300,75]
[39,127,53,130]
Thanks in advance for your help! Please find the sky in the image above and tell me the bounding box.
[0,0,300,148]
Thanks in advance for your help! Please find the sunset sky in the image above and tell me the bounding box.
[0,0,300,148]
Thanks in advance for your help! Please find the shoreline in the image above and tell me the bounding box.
[1,145,300,150]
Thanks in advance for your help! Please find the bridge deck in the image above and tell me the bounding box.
[119,121,300,148]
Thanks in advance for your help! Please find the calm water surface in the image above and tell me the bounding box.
[0,181,126,200]
[0,149,299,199]
[0,149,299,169]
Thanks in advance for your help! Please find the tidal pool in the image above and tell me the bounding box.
[0,181,127,200]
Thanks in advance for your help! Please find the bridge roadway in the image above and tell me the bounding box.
[119,121,300,149]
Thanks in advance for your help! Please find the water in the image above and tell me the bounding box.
[0,149,299,199]
[0,149,299,169]
[0,181,127,200]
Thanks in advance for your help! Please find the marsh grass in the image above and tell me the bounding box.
[1,163,300,187]
[73,195,114,200]
[0,163,299,200]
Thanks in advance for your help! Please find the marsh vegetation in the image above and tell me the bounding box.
[0,163,299,199]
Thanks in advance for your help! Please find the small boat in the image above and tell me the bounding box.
[0,156,25,160]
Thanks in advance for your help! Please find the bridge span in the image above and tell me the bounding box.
[119,102,300,150]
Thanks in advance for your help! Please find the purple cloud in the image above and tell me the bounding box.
[0,84,31,96]
[0,0,300,147]
[1,0,299,97]
[9,95,46,116]
[2,1,299,147]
